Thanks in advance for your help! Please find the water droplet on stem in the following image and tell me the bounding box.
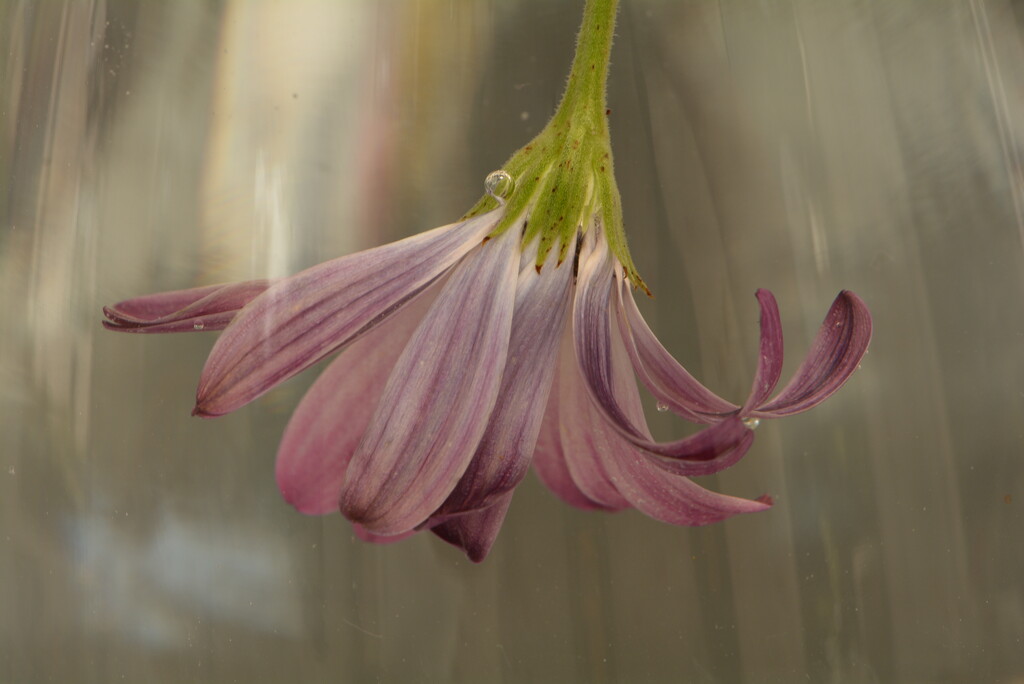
[656,402,670,413]
[742,417,760,430]
[484,170,514,203]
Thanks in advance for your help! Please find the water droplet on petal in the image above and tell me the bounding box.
[656,402,670,413]
[484,169,514,203]
[742,417,761,430]
[193,322,205,330]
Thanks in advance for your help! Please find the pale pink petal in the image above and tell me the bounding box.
[430,492,514,563]
[554,323,631,510]
[274,285,439,514]
[194,211,498,416]
[338,228,520,535]
[436,240,575,516]
[103,280,272,333]
[531,359,615,511]
[754,291,872,417]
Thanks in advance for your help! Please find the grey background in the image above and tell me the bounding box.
[2,1,1023,682]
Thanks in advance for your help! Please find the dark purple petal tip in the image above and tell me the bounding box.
[755,290,872,416]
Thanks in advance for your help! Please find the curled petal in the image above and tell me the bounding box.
[741,289,784,413]
[617,281,737,422]
[194,211,498,416]
[754,291,872,417]
[102,280,272,333]
[563,307,772,525]
[437,238,575,516]
[430,492,514,563]
[338,228,520,535]
[593,443,773,526]
[574,236,753,474]
[640,417,757,477]
[274,285,438,515]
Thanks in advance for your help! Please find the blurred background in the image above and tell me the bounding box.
[2,1,1023,682]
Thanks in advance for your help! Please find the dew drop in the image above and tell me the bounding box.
[656,402,670,413]
[484,169,514,202]
[742,417,761,430]
[193,322,205,330]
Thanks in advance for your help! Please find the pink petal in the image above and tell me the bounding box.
[103,280,272,333]
[338,228,520,535]
[436,243,575,516]
[430,492,514,563]
[617,280,737,421]
[754,291,872,416]
[593,441,773,526]
[194,212,498,416]
[574,236,754,474]
[566,291,773,525]
[531,361,616,511]
[274,285,438,515]
[741,289,784,412]
[553,324,631,510]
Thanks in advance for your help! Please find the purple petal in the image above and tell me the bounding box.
[566,289,773,525]
[741,289,784,412]
[103,280,272,333]
[274,285,438,515]
[593,441,773,526]
[552,324,631,509]
[338,227,520,535]
[430,492,514,563]
[754,291,872,416]
[617,280,738,421]
[531,355,617,511]
[436,242,575,516]
[574,235,754,474]
[194,212,498,416]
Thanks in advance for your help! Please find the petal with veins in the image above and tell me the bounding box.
[741,289,784,413]
[616,280,737,421]
[103,280,272,333]
[275,284,439,515]
[554,323,632,509]
[437,238,575,516]
[754,291,872,417]
[574,237,753,473]
[568,291,772,524]
[194,211,499,416]
[532,360,617,511]
[339,227,520,535]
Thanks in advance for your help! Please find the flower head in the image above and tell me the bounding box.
[103,0,872,562]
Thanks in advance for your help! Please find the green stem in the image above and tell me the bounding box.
[552,0,618,127]
[462,0,644,289]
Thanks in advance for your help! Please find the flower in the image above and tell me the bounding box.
[102,0,872,562]
[104,196,871,561]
